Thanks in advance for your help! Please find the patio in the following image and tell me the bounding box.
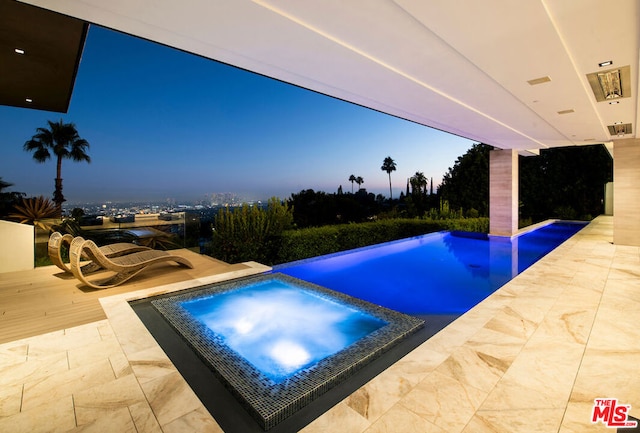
[0,215,638,432]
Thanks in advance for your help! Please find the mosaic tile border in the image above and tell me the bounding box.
[147,273,424,430]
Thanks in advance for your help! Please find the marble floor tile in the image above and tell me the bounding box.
[22,358,116,410]
[67,335,124,369]
[0,350,68,388]
[69,406,137,433]
[482,304,539,342]
[0,342,28,366]
[347,364,417,422]
[27,324,102,357]
[558,283,604,309]
[463,407,565,433]
[300,401,369,433]
[586,304,640,351]
[161,407,223,433]
[365,404,447,433]
[559,401,614,433]
[387,345,449,383]
[129,401,164,433]
[73,374,147,426]
[400,371,486,432]
[424,309,492,354]
[569,348,640,405]
[0,382,23,418]
[141,370,204,427]
[601,278,640,306]
[434,343,514,394]
[109,351,134,378]
[479,339,584,411]
[0,394,75,433]
[532,304,598,346]
[127,345,176,384]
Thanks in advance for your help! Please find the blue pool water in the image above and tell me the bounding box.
[179,279,386,383]
[276,221,586,315]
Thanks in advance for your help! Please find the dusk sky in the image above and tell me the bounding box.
[0,25,475,205]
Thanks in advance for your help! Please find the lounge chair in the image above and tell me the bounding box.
[69,236,194,289]
[48,231,151,274]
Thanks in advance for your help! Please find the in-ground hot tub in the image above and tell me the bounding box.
[132,273,424,430]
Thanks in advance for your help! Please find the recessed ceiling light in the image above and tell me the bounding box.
[598,60,613,67]
[25,98,32,103]
[14,48,25,55]
[609,101,620,105]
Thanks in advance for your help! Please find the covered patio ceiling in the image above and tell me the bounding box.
[9,0,640,154]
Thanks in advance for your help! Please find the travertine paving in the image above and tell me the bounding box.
[0,216,637,432]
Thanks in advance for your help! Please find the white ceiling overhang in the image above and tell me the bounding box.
[18,0,640,152]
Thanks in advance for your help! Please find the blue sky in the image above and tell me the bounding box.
[0,25,475,204]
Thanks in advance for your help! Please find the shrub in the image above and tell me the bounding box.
[275,217,488,264]
[211,197,293,264]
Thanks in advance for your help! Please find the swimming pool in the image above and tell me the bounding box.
[275,221,586,315]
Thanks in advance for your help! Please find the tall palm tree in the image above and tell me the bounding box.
[23,119,91,216]
[355,176,364,190]
[348,174,356,193]
[380,156,396,201]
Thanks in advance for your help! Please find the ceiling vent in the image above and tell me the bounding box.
[587,66,631,102]
[607,123,633,136]
[527,76,551,85]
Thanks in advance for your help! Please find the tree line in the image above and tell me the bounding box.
[2,120,613,229]
[438,142,613,223]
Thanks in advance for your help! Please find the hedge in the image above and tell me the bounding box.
[274,217,488,264]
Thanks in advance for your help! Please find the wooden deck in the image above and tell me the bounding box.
[0,249,254,344]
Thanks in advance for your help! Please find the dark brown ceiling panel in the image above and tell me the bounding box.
[0,0,87,113]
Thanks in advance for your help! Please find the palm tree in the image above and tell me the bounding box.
[381,156,396,201]
[410,171,428,196]
[23,119,91,216]
[355,176,364,190]
[348,174,356,193]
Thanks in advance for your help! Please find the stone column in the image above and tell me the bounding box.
[489,149,518,236]
[613,139,640,246]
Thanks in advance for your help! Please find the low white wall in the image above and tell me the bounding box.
[0,220,34,273]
